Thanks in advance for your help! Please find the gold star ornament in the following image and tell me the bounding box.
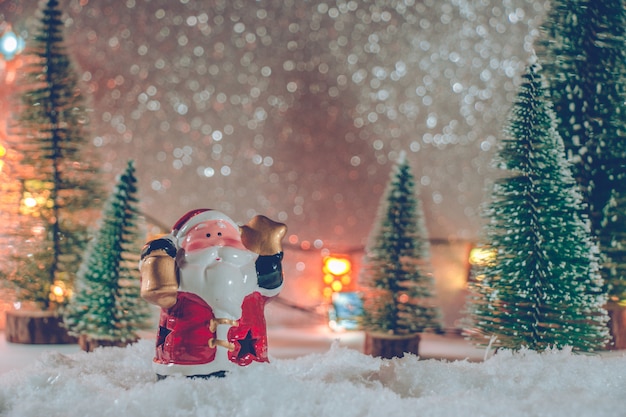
[240,215,287,256]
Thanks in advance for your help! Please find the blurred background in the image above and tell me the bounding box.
[0,0,545,332]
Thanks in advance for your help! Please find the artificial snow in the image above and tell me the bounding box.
[1,338,625,417]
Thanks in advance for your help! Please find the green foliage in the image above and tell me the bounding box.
[63,160,152,342]
[0,0,102,309]
[360,153,442,335]
[536,0,626,305]
[465,65,610,352]
[601,189,626,304]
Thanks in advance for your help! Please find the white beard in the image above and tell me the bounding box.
[177,246,258,319]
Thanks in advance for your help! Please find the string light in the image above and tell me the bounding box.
[0,28,24,60]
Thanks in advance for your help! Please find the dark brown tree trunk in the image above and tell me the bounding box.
[5,310,77,344]
[78,334,136,352]
[364,332,421,359]
[606,302,626,350]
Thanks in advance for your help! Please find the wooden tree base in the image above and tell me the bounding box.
[364,332,421,359]
[5,310,77,344]
[607,303,626,350]
[78,335,137,352]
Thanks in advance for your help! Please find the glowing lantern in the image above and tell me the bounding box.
[325,257,351,276]
[322,255,353,299]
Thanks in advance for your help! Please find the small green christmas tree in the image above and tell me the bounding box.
[1,0,102,310]
[63,160,152,347]
[464,64,610,352]
[360,152,442,337]
[600,189,626,306]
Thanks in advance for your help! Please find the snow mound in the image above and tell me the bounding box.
[1,340,625,417]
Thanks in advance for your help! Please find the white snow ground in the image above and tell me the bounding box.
[1,327,625,417]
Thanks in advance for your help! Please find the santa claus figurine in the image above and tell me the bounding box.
[139,209,286,379]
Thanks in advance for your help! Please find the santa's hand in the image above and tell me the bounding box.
[240,215,287,255]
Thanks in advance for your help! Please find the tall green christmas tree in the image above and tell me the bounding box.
[0,0,102,310]
[63,160,152,347]
[360,152,442,337]
[465,64,610,352]
[536,0,626,307]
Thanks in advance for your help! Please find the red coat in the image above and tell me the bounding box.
[154,291,270,368]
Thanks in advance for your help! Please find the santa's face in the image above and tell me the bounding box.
[178,240,258,318]
[175,217,258,317]
[180,219,246,253]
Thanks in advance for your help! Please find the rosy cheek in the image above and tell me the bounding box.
[183,240,214,253]
[182,232,217,253]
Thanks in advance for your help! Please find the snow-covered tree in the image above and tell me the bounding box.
[536,0,626,306]
[360,152,442,336]
[465,65,610,352]
[0,0,102,309]
[63,160,152,345]
[601,189,626,305]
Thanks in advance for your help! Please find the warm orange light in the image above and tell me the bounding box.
[49,279,71,304]
[0,143,7,173]
[52,285,64,297]
[23,197,37,208]
[469,247,496,266]
[322,255,354,298]
[323,256,351,276]
[20,180,54,216]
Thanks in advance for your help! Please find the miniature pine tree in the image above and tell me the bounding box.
[360,152,442,336]
[63,160,152,344]
[600,189,626,305]
[0,145,24,307]
[465,64,610,352]
[0,0,102,309]
[536,0,626,305]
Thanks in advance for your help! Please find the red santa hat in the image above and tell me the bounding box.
[171,209,240,241]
